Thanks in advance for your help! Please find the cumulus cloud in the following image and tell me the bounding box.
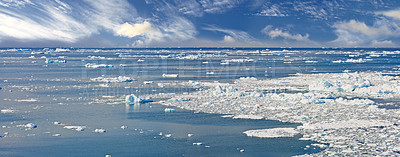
[331,19,400,46]
[117,21,154,38]
[261,25,310,41]
[223,35,235,42]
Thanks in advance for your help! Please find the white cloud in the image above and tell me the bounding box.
[223,35,235,42]
[371,40,395,47]
[331,19,400,46]
[333,20,393,37]
[261,25,310,41]
[377,9,400,20]
[117,21,154,38]
[203,25,253,42]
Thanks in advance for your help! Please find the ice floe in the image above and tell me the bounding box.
[64,126,86,131]
[151,71,400,156]
[45,59,66,63]
[1,109,15,114]
[25,123,37,128]
[94,129,106,133]
[91,76,133,83]
[84,63,113,68]
[243,128,299,138]
[162,74,179,78]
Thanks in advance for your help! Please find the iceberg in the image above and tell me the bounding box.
[125,94,153,104]
[25,123,37,128]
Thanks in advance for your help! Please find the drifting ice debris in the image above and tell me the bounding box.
[64,126,86,131]
[143,81,153,84]
[52,134,61,137]
[164,134,172,138]
[54,48,70,52]
[164,108,175,112]
[91,76,133,83]
[193,142,202,146]
[87,56,106,60]
[187,133,194,137]
[239,149,245,152]
[233,115,264,120]
[16,98,38,102]
[243,128,299,138]
[25,123,37,128]
[84,63,113,68]
[105,155,111,157]
[94,129,106,133]
[45,59,66,63]
[162,74,179,78]
[121,125,128,130]
[1,109,15,114]
[53,121,62,125]
[125,94,153,103]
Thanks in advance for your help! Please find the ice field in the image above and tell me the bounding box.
[1,48,400,156]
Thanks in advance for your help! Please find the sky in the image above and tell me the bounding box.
[1,0,400,48]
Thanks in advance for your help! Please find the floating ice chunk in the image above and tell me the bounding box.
[91,76,133,83]
[53,121,62,125]
[16,98,38,102]
[143,81,153,84]
[45,59,66,63]
[105,155,111,157]
[125,94,153,103]
[28,56,35,58]
[193,142,202,146]
[311,143,328,148]
[64,126,86,131]
[222,59,255,63]
[164,108,175,112]
[239,149,245,152]
[54,48,70,52]
[188,133,193,137]
[162,74,179,78]
[206,72,215,75]
[345,58,366,63]
[1,109,15,114]
[305,60,318,63]
[168,98,190,101]
[158,83,166,88]
[52,134,61,137]
[57,56,68,59]
[87,56,106,60]
[121,125,128,130]
[164,134,172,138]
[233,115,264,120]
[243,128,299,138]
[221,115,234,118]
[94,129,106,133]
[332,60,343,63]
[85,63,113,68]
[137,59,144,62]
[25,123,37,128]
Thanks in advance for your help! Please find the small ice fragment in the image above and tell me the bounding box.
[121,125,128,130]
[85,63,113,68]
[205,146,211,148]
[162,74,179,78]
[94,129,106,133]
[137,59,144,62]
[193,142,202,146]
[64,126,86,131]
[105,155,111,157]
[1,109,15,114]
[159,132,163,136]
[143,81,153,84]
[221,115,234,118]
[25,123,37,128]
[164,108,175,112]
[187,133,193,137]
[16,98,38,102]
[206,72,215,75]
[240,149,245,152]
[233,115,264,120]
[45,59,66,64]
[53,121,62,125]
[52,134,61,137]
[164,134,172,138]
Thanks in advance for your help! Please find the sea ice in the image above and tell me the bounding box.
[91,76,133,83]
[94,129,106,133]
[45,59,66,63]
[164,108,175,112]
[85,63,113,68]
[25,123,37,128]
[64,126,86,131]
[243,128,299,138]
[125,94,153,103]
[1,109,15,114]
[162,74,179,78]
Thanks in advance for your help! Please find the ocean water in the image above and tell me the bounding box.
[0,48,399,156]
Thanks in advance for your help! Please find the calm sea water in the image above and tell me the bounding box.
[0,48,399,156]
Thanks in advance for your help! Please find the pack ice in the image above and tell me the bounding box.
[152,72,400,156]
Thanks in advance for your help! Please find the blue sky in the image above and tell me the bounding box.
[1,0,400,48]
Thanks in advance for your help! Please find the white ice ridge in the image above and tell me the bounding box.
[243,128,299,138]
[152,72,400,156]
[84,63,113,68]
[91,76,133,83]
